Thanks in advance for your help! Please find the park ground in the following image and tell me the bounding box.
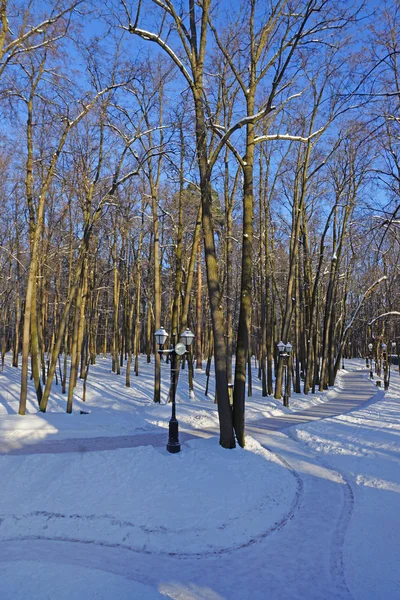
[0,355,399,599]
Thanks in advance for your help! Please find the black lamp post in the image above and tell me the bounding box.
[277,340,292,407]
[154,326,195,454]
[382,342,389,390]
[376,342,382,378]
[181,328,195,398]
[391,341,397,382]
[368,343,373,379]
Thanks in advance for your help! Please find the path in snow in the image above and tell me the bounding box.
[250,369,376,432]
[0,429,213,455]
[0,369,376,456]
[240,370,377,598]
[0,369,382,600]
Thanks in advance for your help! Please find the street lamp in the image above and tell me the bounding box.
[155,326,169,349]
[277,340,285,354]
[397,341,400,375]
[382,343,389,390]
[180,328,195,398]
[181,328,195,348]
[368,343,373,379]
[277,341,292,407]
[392,341,397,380]
[154,326,195,454]
[391,341,396,367]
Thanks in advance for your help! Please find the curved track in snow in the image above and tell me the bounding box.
[245,370,377,599]
[0,370,379,599]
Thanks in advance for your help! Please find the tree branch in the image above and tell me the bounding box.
[368,311,400,326]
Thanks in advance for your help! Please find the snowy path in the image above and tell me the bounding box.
[250,369,377,432]
[1,368,397,599]
[0,369,374,456]
[0,427,215,455]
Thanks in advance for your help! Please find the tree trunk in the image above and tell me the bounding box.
[195,238,203,369]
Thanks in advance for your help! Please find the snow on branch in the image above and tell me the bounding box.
[254,127,325,145]
[335,276,387,367]
[343,276,387,337]
[2,2,84,57]
[209,104,275,169]
[124,26,193,89]
[368,311,400,326]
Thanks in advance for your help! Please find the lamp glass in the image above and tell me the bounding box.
[175,342,186,356]
[277,340,285,353]
[181,328,195,346]
[155,326,169,345]
[368,343,373,351]
[285,342,293,353]
[381,343,387,351]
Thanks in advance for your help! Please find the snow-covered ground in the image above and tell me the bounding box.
[0,354,398,599]
[0,354,335,452]
[293,365,400,600]
[0,353,334,440]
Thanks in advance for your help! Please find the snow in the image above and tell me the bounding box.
[0,355,399,599]
[0,561,163,600]
[0,437,296,556]
[292,366,400,600]
[0,355,333,444]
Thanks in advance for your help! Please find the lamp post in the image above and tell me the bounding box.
[368,343,373,379]
[154,326,195,454]
[376,342,382,377]
[382,343,389,390]
[397,341,400,375]
[391,341,397,380]
[277,341,292,407]
[181,328,195,399]
[375,342,384,388]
